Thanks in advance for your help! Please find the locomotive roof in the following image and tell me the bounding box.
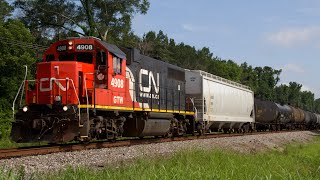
[99,40,126,59]
[65,36,127,59]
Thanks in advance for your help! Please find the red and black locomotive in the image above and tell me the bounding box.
[11,37,195,143]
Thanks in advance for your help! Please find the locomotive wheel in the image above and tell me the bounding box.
[165,131,173,138]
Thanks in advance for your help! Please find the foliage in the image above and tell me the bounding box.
[0,2,36,140]
[252,66,281,100]
[0,0,12,22]
[274,82,315,111]
[0,19,36,108]
[240,62,258,91]
[14,0,150,44]
[314,98,320,113]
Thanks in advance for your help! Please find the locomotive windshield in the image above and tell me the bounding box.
[57,52,93,64]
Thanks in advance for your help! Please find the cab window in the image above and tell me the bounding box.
[113,56,122,74]
[58,53,93,64]
[46,54,55,62]
[59,53,74,61]
[77,53,93,64]
[96,51,107,68]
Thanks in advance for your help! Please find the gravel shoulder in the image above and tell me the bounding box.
[0,131,319,175]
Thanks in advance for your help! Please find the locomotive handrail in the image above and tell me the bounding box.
[12,65,28,122]
[44,77,82,126]
[13,77,81,125]
[44,78,81,125]
[68,78,81,122]
[82,72,94,127]
[189,98,198,120]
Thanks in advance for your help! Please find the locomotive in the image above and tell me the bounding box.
[10,37,319,143]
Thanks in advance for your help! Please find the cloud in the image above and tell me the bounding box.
[266,26,320,47]
[181,24,209,32]
[301,84,311,92]
[281,63,305,74]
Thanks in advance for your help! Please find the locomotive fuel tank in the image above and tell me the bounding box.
[123,112,174,137]
[254,99,278,123]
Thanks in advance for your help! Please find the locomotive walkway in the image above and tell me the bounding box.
[0,130,302,159]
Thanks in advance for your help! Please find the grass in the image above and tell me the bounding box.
[2,136,320,180]
[0,138,47,149]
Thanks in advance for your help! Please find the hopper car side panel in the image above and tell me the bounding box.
[185,70,254,131]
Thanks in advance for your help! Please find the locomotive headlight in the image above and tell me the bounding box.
[68,41,73,50]
[55,95,61,102]
[22,106,28,112]
[62,106,68,111]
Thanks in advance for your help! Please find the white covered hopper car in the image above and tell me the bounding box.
[185,70,255,132]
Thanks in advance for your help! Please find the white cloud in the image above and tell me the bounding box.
[301,84,311,92]
[181,24,208,32]
[266,26,320,47]
[281,63,305,74]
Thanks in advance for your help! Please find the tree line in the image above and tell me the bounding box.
[0,0,320,137]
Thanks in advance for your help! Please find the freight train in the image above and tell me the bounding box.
[10,37,320,143]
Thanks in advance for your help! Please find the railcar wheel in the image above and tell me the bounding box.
[165,131,173,138]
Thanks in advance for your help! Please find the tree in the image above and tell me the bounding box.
[274,84,290,104]
[240,62,258,91]
[287,82,302,107]
[314,98,320,113]
[0,19,36,109]
[0,0,13,22]
[252,66,281,100]
[0,2,37,138]
[300,91,314,111]
[14,0,150,43]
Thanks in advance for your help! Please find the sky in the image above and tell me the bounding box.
[132,0,320,98]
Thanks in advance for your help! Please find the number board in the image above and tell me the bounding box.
[56,45,67,52]
[76,44,94,51]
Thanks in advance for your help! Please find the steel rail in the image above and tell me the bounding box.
[0,130,304,159]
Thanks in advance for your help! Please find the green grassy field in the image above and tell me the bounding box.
[2,136,320,180]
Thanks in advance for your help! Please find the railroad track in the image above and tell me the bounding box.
[0,131,301,159]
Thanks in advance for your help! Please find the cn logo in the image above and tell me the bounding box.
[39,78,69,92]
[139,69,159,94]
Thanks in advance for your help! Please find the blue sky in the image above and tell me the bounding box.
[132,0,320,98]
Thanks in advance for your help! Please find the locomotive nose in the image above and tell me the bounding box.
[37,61,79,105]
